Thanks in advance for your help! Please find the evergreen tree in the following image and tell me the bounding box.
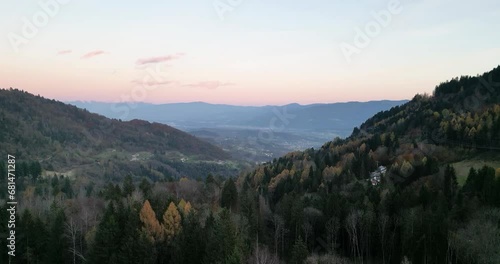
[444,165,458,208]
[290,237,308,264]
[173,212,206,264]
[123,175,135,197]
[139,178,152,198]
[47,208,68,264]
[221,178,238,211]
[204,209,241,264]
[62,177,73,198]
[88,203,121,264]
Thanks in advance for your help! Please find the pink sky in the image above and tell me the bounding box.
[1,1,499,105]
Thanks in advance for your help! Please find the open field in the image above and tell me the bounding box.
[452,152,500,186]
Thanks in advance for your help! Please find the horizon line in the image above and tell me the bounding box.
[66,98,411,107]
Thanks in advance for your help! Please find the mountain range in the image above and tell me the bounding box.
[70,100,408,163]
[70,100,408,135]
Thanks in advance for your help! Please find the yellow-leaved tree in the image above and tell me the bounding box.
[139,200,164,242]
[163,202,182,241]
[184,201,192,215]
[178,199,186,212]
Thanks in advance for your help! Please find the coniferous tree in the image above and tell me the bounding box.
[221,178,238,211]
[47,208,69,264]
[123,175,135,197]
[88,203,121,264]
[444,165,458,208]
[204,209,241,264]
[139,178,152,198]
[173,212,206,264]
[290,237,308,264]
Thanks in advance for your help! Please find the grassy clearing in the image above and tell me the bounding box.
[452,153,500,186]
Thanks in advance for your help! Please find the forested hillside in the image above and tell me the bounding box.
[1,66,500,264]
[236,65,500,263]
[0,88,235,180]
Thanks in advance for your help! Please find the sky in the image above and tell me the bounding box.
[1,0,499,106]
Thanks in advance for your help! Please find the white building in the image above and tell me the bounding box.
[370,166,387,186]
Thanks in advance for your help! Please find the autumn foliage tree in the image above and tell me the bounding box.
[139,200,164,242]
[163,202,182,241]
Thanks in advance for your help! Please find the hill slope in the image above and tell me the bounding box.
[239,65,500,263]
[0,89,233,179]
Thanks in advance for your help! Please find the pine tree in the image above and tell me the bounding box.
[139,178,152,198]
[173,212,206,264]
[221,178,238,211]
[62,177,73,198]
[18,209,35,263]
[123,175,135,197]
[204,209,241,264]
[47,208,69,264]
[444,165,458,208]
[290,236,308,264]
[88,202,121,264]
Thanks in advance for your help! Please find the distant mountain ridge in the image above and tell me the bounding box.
[70,100,408,136]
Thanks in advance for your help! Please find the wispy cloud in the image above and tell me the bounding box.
[81,50,106,59]
[57,50,72,55]
[135,53,185,65]
[183,81,234,90]
[131,79,174,86]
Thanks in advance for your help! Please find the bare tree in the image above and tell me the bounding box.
[360,209,374,261]
[325,216,340,253]
[346,210,361,263]
[65,217,86,264]
[248,245,281,264]
[302,221,313,247]
[378,213,389,264]
[272,214,284,255]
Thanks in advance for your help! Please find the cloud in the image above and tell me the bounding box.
[57,50,72,55]
[183,81,234,90]
[135,53,185,65]
[131,79,174,86]
[81,50,106,59]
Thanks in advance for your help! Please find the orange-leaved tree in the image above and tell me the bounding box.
[163,202,182,241]
[139,200,164,242]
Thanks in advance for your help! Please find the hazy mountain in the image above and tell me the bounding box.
[69,100,407,163]
[69,100,408,135]
[0,89,235,179]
